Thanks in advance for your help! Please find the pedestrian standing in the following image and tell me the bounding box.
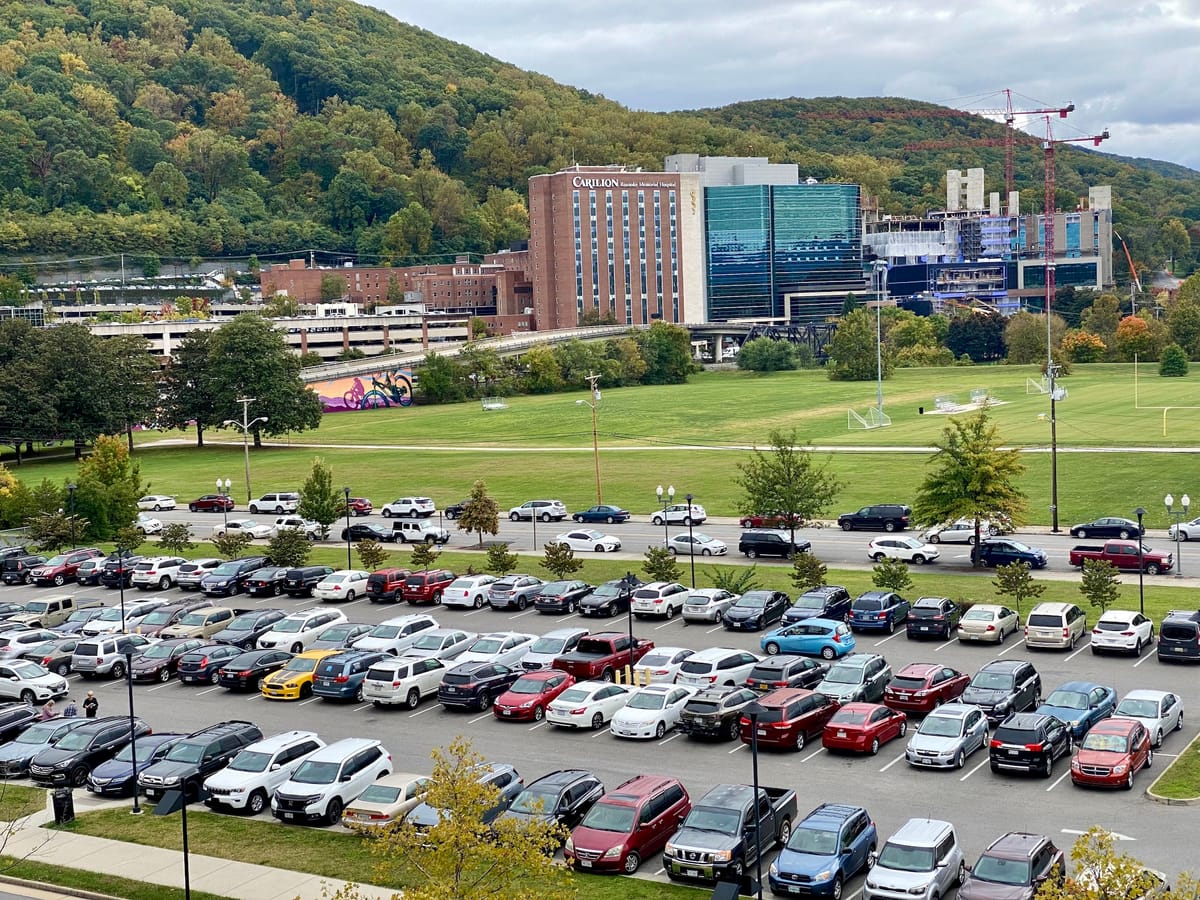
[39,699,56,720]
[82,691,98,718]
[63,697,78,717]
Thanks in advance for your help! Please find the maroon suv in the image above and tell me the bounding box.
[188,494,235,513]
[402,569,457,605]
[564,774,690,875]
[30,548,105,587]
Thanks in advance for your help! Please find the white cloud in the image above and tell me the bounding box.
[371,0,1200,169]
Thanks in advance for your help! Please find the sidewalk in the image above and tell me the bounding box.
[1,794,397,900]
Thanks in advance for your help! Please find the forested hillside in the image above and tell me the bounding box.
[0,0,1193,278]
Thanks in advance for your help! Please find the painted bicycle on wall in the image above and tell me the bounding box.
[342,370,414,409]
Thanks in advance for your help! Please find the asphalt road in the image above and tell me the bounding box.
[4,568,1195,890]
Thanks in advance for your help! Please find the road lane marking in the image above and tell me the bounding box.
[408,706,432,717]
[996,641,1021,657]
[873,632,903,647]
[960,758,988,781]
[707,625,724,634]
[464,608,487,617]
[245,694,260,702]
[1065,641,1091,662]
[1045,771,1071,792]
[654,620,677,630]
[354,703,371,712]
[1132,653,1152,668]
[528,722,545,731]
[879,752,905,772]
[197,686,223,696]
[299,697,319,706]
[658,733,679,746]
[146,684,172,692]
[934,640,953,652]
[590,727,611,738]
[728,743,747,754]
[801,747,824,762]
[508,610,535,619]
[468,712,492,724]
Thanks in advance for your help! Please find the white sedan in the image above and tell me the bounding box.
[361,657,447,708]
[553,529,621,553]
[442,575,499,609]
[609,683,699,739]
[867,536,940,565]
[922,519,999,545]
[956,604,1020,643]
[313,570,371,602]
[667,533,728,556]
[212,519,272,539]
[632,647,696,684]
[137,495,177,512]
[1091,609,1155,655]
[1168,516,1200,541]
[456,632,537,667]
[1112,689,1184,748]
[135,513,163,535]
[547,680,632,730]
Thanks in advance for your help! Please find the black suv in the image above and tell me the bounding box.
[29,716,152,787]
[443,499,470,519]
[837,504,911,532]
[211,609,288,649]
[284,566,335,598]
[577,577,642,618]
[138,720,264,801]
[2,554,47,585]
[738,531,811,560]
[500,768,604,831]
[437,662,522,711]
[1157,609,1200,662]
[988,713,1072,777]
[962,660,1042,724]
[100,555,143,589]
[783,586,853,625]
[200,556,270,597]
[0,702,39,742]
[745,655,828,692]
[678,686,761,741]
[905,597,962,640]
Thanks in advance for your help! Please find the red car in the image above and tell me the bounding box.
[494,670,576,722]
[738,687,837,751]
[883,663,969,715]
[342,497,373,517]
[1070,717,1153,790]
[822,702,908,755]
[30,548,105,587]
[401,569,457,605]
[738,514,801,529]
[564,775,690,874]
[188,494,235,513]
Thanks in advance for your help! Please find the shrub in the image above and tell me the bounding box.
[1160,343,1189,376]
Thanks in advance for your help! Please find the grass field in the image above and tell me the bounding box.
[1148,737,1200,800]
[9,363,1200,528]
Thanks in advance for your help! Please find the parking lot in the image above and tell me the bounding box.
[3,565,1196,889]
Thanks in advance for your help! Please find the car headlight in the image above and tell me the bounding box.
[770,862,778,876]
[1071,760,1080,771]
[867,879,878,890]
[713,850,732,862]
[602,846,622,859]
[995,700,1010,712]
[1113,765,1128,775]
[909,885,929,895]
[816,870,834,881]
[563,837,573,853]
[163,776,180,786]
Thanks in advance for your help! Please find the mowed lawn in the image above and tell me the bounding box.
[10,363,1200,528]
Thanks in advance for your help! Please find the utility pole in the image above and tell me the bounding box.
[223,398,269,502]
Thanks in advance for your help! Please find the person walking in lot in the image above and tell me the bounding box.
[83,691,98,718]
[63,697,78,717]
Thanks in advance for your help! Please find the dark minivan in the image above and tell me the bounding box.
[1158,610,1200,662]
[837,504,911,532]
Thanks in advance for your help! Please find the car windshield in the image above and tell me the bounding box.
[1115,699,1158,718]
[738,594,768,608]
[854,598,883,611]
[1096,620,1132,632]
[320,625,355,640]
[115,739,163,762]
[685,807,741,833]
[227,750,272,773]
[369,625,402,639]
[581,802,635,833]
[95,608,124,622]
[323,575,347,585]
[541,582,574,593]
[890,676,928,691]
[825,666,865,685]
[557,689,590,703]
[627,692,668,711]
[691,534,715,544]
[1045,690,1087,710]
[56,728,108,751]
[1081,733,1128,752]
[292,761,338,784]
[795,594,825,608]
[142,644,176,659]
[970,672,1013,690]
[878,842,936,872]
[282,657,318,673]
[211,563,242,576]
[963,609,995,621]
[830,708,868,725]
[469,639,502,654]
[65,609,95,623]
[973,856,1032,886]
[13,722,59,744]
[177,613,208,626]
[640,653,677,666]
[919,716,964,737]
[42,556,68,567]
[529,638,566,654]
[1007,542,1033,552]
[409,635,445,651]
[140,611,174,627]
[509,677,550,694]
[164,742,204,764]
[274,619,306,634]
[787,827,839,854]
[358,784,402,804]
[509,788,558,814]
[589,584,619,599]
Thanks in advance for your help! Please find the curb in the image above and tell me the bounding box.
[0,873,121,900]
[1144,726,1200,805]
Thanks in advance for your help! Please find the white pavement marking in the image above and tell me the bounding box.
[354,703,371,712]
[654,620,677,630]
[960,758,988,781]
[468,712,492,724]
[934,640,953,652]
[146,684,172,692]
[528,722,546,731]
[1065,642,1091,662]
[873,632,903,647]
[1133,653,1153,668]
[408,706,432,717]
[996,641,1021,657]
[728,743,747,754]
[655,868,666,876]
[801,747,824,763]
[707,625,724,634]
[1045,771,1071,792]
[879,752,906,772]
[197,686,223,696]
[658,733,679,746]
[590,727,611,738]
[1155,752,1179,759]
[464,608,487,617]
[846,890,863,900]
[508,610,535,619]
[299,697,319,706]
[245,693,259,702]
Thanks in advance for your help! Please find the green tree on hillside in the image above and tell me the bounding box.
[826,308,891,381]
[297,458,341,539]
[160,331,221,447]
[635,322,697,384]
[736,429,841,547]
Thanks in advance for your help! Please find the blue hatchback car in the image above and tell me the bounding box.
[761,618,856,660]
[1034,680,1117,740]
[311,649,387,701]
[770,803,877,897]
[848,591,910,634]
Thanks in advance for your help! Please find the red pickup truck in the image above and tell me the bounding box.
[552,632,654,682]
[1068,541,1173,574]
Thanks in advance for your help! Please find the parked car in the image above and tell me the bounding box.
[441,575,499,610]
[401,569,457,605]
[722,589,791,631]
[381,497,436,518]
[738,530,810,559]
[960,833,1065,900]
[770,803,877,899]
[1,554,47,586]
[868,536,939,565]
[610,683,699,740]
[905,597,961,640]
[554,530,621,553]
[0,659,69,704]
[533,580,592,615]
[271,737,392,825]
[177,643,242,684]
[312,649,387,701]
[129,638,206,683]
[577,577,642,618]
[1070,516,1143,539]
[73,559,105,587]
[353,614,438,656]
[957,604,1021,643]
[8,595,101,630]
[310,622,373,651]
[82,599,166,636]
[1035,681,1117,741]
[245,566,293,597]
[493,670,575,722]
[200,557,271,597]
[341,771,430,828]
[783,586,854,625]
[667,532,728,556]
[283,566,336,598]
[129,557,188,591]
[87,733,183,797]
[0,717,87,778]
[630,581,689,620]
[988,713,1073,777]
[500,769,605,831]
[438,661,522,711]
[365,568,411,604]
[160,607,238,641]
[738,513,802,529]
[341,523,394,543]
[1112,689,1184,748]
[651,503,706,526]
[139,720,264,802]
[677,686,761,741]
[138,495,176,511]
[817,654,893,704]
[260,649,340,700]
[204,730,325,815]
[30,715,152,787]
[1070,717,1153,790]
[1157,609,1200,661]
[883,663,969,715]
[905,702,991,770]
[71,635,156,680]
[745,655,828,692]
[401,628,476,661]
[340,497,373,517]
[256,608,347,653]
[406,762,522,832]
[864,818,964,900]
[99,555,142,589]
[572,505,630,524]
[188,494,234,513]
[837,504,911,532]
[632,647,696,684]
[458,632,537,667]
[740,687,838,751]
[313,570,370,603]
[211,609,288,650]
[217,649,294,691]
[0,629,60,662]
[1024,602,1088,650]
[962,660,1042,724]
[212,519,273,540]
[823,702,908,755]
[976,539,1048,569]
[30,549,105,587]
[547,680,632,729]
[248,492,300,515]
[21,637,80,677]
[849,591,910,634]
[520,628,588,671]
[486,574,546,611]
[922,519,999,544]
[176,558,223,591]
[1091,609,1155,656]
[676,647,760,688]
[564,775,690,874]
[361,656,447,709]
[762,618,856,660]
[508,500,567,522]
[682,589,739,624]
[53,607,107,637]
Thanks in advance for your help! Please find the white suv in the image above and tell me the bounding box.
[674,648,761,688]
[130,557,188,591]
[82,599,168,636]
[271,738,392,825]
[256,608,348,652]
[864,818,965,900]
[204,730,325,815]
[651,504,707,526]
[271,516,322,539]
[362,657,447,708]
[630,582,689,620]
[381,497,436,518]
[442,575,498,609]
[353,615,439,656]
[248,493,300,514]
[507,500,568,522]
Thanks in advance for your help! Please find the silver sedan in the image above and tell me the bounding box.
[682,589,740,623]
[667,533,728,556]
[905,702,990,769]
[1112,689,1184,748]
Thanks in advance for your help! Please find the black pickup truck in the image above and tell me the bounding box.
[662,783,798,884]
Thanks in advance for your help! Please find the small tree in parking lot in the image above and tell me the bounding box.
[1034,827,1166,900]
[541,542,582,580]
[297,457,341,539]
[408,541,441,570]
[1080,558,1121,614]
[991,561,1045,617]
[211,530,253,559]
[871,557,913,594]
[485,542,518,576]
[25,511,82,552]
[157,522,195,555]
[267,528,312,568]
[642,545,683,584]
[356,539,388,572]
[458,479,500,548]
[789,552,828,594]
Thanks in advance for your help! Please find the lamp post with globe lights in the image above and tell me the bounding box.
[215,478,232,531]
[1166,493,1190,578]
[655,484,674,546]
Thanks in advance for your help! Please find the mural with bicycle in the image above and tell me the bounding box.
[313,369,414,412]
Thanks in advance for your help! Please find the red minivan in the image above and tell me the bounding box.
[738,687,837,751]
[564,774,690,875]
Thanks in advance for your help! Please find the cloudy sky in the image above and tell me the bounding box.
[373,0,1200,171]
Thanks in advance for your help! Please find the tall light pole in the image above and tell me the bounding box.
[685,493,696,590]
[873,260,887,417]
[342,486,353,570]
[621,571,639,684]
[216,478,231,531]
[1166,493,1190,578]
[116,542,141,816]
[222,398,268,503]
[1135,507,1146,614]
[66,483,77,550]
[575,373,603,505]
[655,484,674,546]
[744,699,765,900]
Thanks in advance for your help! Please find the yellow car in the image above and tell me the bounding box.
[260,649,340,700]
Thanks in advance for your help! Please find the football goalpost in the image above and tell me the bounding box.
[848,407,892,430]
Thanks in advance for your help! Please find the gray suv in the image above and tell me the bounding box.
[72,635,157,680]
[865,818,965,900]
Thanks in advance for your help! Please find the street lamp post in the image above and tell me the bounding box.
[575,372,603,505]
[655,485,675,546]
[66,483,77,550]
[685,493,696,590]
[621,571,639,684]
[343,486,353,570]
[744,699,766,900]
[872,261,887,418]
[216,478,231,531]
[222,398,268,503]
[1166,493,1191,578]
[1135,507,1146,614]
[115,543,141,816]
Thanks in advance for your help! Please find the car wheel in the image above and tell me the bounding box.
[209,668,220,685]
[300,683,312,698]
[325,797,343,826]
[765,642,781,656]
[18,689,34,704]
[70,765,89,788]
[701,548,712,556]
[669,547,678,555]
[664,604,676,620]
[1119,529,1131,540]
[55,663,69,676]
[540,512,552,523]
[832,875,844,900]
[291,643,304,654]
[795,731,806,751]
[1042,754,1054,778]
[870,737,880,755]
[872,553,885,562]
[472,595,483,609]
[887,618,895,635]
[157,667,171,683]
[682,516,693,526]
[1124,770,1135,790]
[725,718,740,741]
[247,789,268,816]
[1076,529,1087,539]
[567,600,577,614]
[821,646,836,660]
[52,573,66,587]
[912,555,926,565]
[591,712,604,730]
[966,535,976,546]
[594,546,605,553]
[478,692,493,710]
[928,534,940,544]
[189,504,198,512]
[1176,711,1184,731]
[605,516,615,525]
[623,851,641,875]
[954,750,965,769]
[516,597,527,611]
[532,705,544,722]
[840,521,853,531]
[652,515,664,526]
[1146,563,1161,575]
[884,521,896,532]
[405,688,421,710]
[957,861,967,886]
[110,661,125,680]
[1145,749,1154,769]
[655,721,666,739]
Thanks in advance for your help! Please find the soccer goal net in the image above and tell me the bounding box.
[1026,377,1049,395]
[848,407,892,430]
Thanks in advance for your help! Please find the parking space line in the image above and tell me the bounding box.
[528,722,545,731]
[1132,653,1152,668]
[706,625,723,634]
[408,706,432,717]
[846,890,862,900]
[354,703,371,712]
[801,747,823,762]
[299,697,319,706]
[1155,752,1178,759]
[960,758,988,781]
[197,686,223,696]
[658,733,679,746]
[508,610,535,619]
[934,640,953,652]
[468,712,491,724]
[655,868,665,876]
[590,727,611,738]
[1065,641,1091,662]
[245,694,259,702]
[654,621,676,631]
[728,743,746,754]
[1045,771,1070,792]
[464,608,487,616]
[145,684,172,692]
[996,641,1021,657]
[879,752,905,772]
[873,632,903,647]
